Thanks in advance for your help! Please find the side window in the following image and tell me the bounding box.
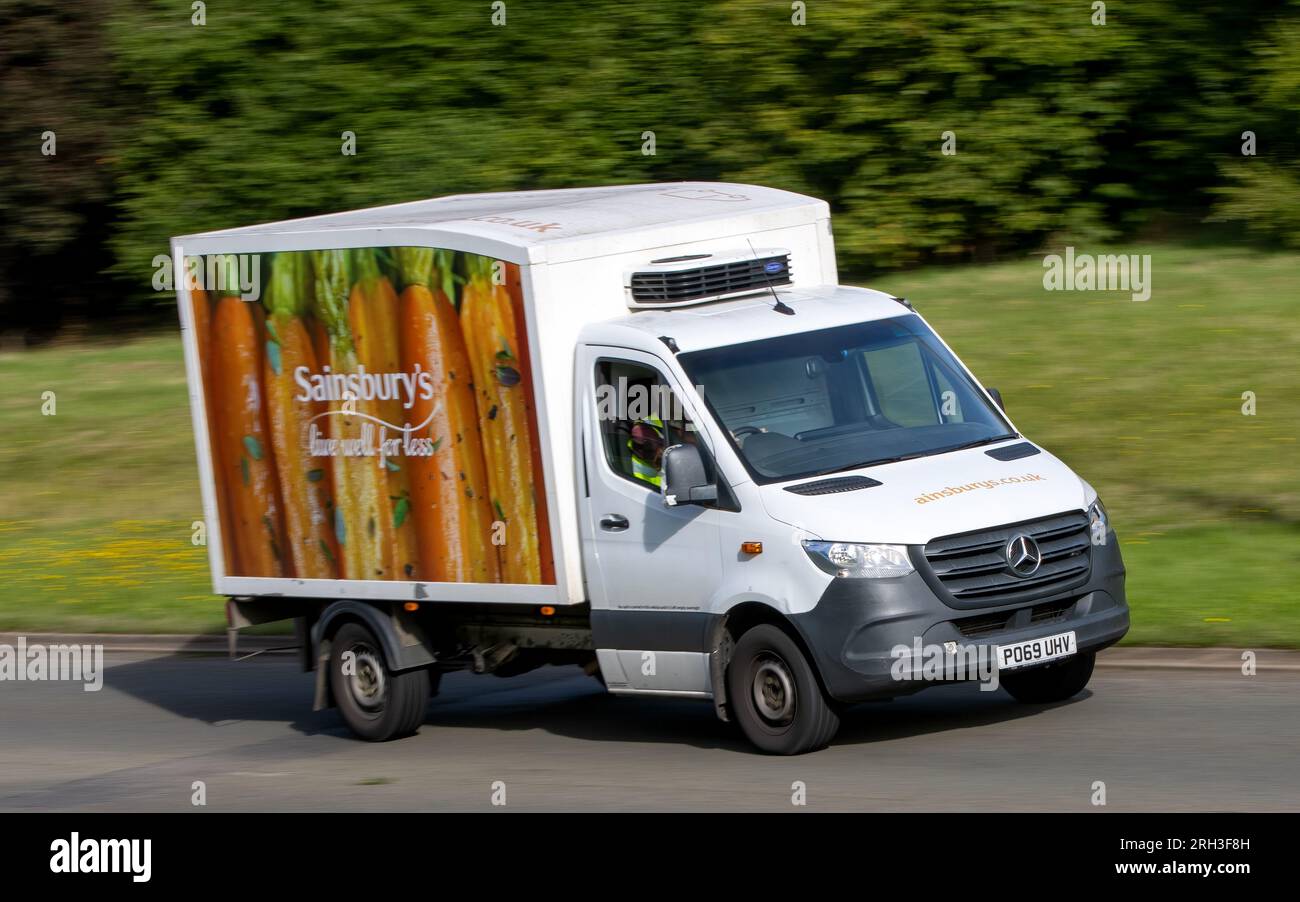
[594,360,701,490]
[862,342,939,427]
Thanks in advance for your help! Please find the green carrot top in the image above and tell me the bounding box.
[311,249,354,353]
[352,247,383,286]
[395,246,434,292]
[465,252,495,288]
[433,249,461,304]
[265,252,313,318]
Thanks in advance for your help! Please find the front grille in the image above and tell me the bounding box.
[954,611,1013,638]
[629,254,791,304]
[951,597,1078,638]
[922,511,1091,607]
[1030,598,1076,624]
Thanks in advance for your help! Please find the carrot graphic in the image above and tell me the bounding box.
[310,316,330,379]
[460,255,542,584]
[208,255,285,577]
[187,272,238,575]
[504,262,554,584]
[263,253,338,579]
[349,249,418,580]
[311,249,390,580]
[398,248,500,583]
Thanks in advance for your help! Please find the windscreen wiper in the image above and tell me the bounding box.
[924,434,1020,456]
[804,452,926,478]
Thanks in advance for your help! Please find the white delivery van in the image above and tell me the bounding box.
[173,182,1128,754]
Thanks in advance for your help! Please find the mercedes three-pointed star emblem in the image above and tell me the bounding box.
[1005,533,1042,577]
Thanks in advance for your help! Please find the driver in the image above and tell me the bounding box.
[628,416,667,487]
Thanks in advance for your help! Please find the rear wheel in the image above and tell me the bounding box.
[726,624,840,755]
[329,622,429,741]
[1000,651,1095,704]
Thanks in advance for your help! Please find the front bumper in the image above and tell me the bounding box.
[790,530,1128,703]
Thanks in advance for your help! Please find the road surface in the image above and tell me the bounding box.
[1,652,1295,811]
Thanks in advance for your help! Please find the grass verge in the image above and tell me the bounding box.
[1,243,1296,641]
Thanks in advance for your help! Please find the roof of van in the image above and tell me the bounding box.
[173,182,829,264]
[583,285,915,355]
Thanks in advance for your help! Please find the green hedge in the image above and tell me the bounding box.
[2,0,1298,324]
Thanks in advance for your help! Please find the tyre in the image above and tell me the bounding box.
[329,622,429,741]
[726,624,840,755]
[1000,651,1095,704]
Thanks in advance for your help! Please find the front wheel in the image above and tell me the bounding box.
[1000,651,1095,704]
[329,622,429,741]
[726,624,840,755]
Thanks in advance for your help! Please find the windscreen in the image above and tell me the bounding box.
[678,314,1015,484]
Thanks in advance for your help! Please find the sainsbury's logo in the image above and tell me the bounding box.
[293,365,435,411]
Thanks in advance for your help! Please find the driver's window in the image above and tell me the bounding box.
[594,360,698,490]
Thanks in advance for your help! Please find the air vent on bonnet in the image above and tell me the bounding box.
[984,442,1040,461]
[784,475,882,495]
[626,248,792,309]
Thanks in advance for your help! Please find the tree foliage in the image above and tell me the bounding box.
[0,0,120,333]
[0,0,1296,328]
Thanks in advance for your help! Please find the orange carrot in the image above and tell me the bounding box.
[263,253,338,579]
[209,256,286,577]
[349,249,418,580]
[398,248,500,583]
[310,316,330,378]
[505,262,554,584]
[188,275,239,575]
[460,255,542,584]
[311,249,390,580]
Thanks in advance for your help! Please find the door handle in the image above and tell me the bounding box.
[599,514,629,532]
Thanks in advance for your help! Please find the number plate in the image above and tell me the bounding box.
[995,630,1076,671]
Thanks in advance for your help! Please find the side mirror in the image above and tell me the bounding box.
[987,387,1005,412]
[661,443,717,507]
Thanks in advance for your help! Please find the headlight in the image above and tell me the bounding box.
[1088,498,1109,545]
[802,541,915,578]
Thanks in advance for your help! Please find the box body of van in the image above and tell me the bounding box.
[173,182,1128,754]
